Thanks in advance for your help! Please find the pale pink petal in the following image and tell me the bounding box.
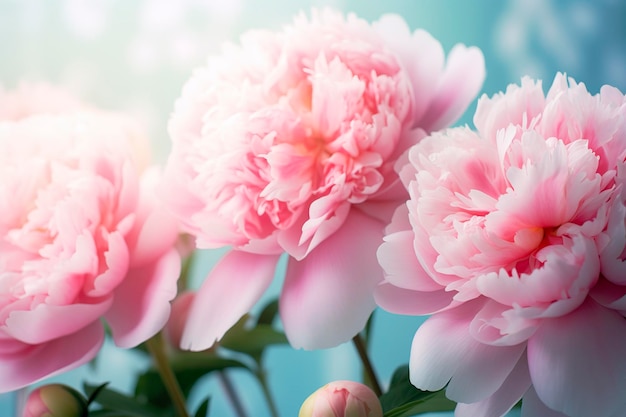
[374,283,454,315]
[527,300,626,417]
[456,354,531,417]
[521,387,569,417]
[105,248,181,348]
[419,45,486,131]
[373,15,444,126]
[377,230,442,291]
[280,209,384,349]
[0,322,103,393]
[410,300,525,403]
[181,251,280,351]
[4,299,112,344]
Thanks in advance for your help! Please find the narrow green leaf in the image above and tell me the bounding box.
[193,397,211,417]
[83,383,166,417]
[219,315,288,357]
[380,365,455,417]
[257,299,280,326]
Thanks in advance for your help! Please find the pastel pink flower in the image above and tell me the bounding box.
[298,380,383,417]
[376,73,626,417]
[0,82,87,121]
[161,9,485,350]
[0,91,181,392]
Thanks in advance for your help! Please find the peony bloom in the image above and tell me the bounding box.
[162,9,485,350]
[0,86,181,393]
[299,380,383,417]
[376,73,626,417]
[22,384,88,417]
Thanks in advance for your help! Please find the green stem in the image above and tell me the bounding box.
[255,364,280,417]
[218,371,249,417]
[352,333,383,397]
[145,333,190,417]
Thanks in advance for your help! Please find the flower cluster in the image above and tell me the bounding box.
[1,7,624,417]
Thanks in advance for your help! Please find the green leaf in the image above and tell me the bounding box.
[83,383,166,417]
[256,299,280,326]
[219,315,288,358]
[380,365,456,417]
[135,353,249,408]
[193,397,211,417]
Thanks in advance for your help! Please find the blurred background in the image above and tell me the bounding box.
[0,0,624,416]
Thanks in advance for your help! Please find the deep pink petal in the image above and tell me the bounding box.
[419,45,486,131]
[181,251,280,351]
[521,387,569,417]
[4,299,112,344]
[374,283,453,315]
[106,248,181,348]
[527,299,626,417]
[0,322,103,393]
[456,354,531,417]
[280,209,384,349]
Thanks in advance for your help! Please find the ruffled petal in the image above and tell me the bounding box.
[527,299,626,417]
[280,209,384,349]
[106,248,181,348]
[456,354,531,417]
[181,251,280,351]
[0,322,104,393]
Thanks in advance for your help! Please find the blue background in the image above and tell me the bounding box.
[0,0,624,416]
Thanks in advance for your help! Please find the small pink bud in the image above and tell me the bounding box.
[299,380,383,417]
[23,384,88,417]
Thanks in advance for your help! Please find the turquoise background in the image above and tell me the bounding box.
[0,0,624,416]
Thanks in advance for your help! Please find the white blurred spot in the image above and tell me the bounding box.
[63,0,110,39]
[128,37,161,73]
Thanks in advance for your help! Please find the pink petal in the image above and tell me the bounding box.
[181,251,280,351]
[456,354,531,417]
[280,209,384,349]
[377,230,442,291]
[410,300,526,403]
[373,15,444,126]
[521,387,569,417]
[374,283,454,315]
[4,298,112,344]
[0,322,104,393]
[419,44,486,131]
[527,299,626,417]
[105,248,181,348]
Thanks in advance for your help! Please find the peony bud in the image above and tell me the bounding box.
[23,384,88,417]
[299,380,383,417]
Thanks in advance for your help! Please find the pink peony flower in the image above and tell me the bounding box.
[298,380,383,417]
[0,87,181,393]
[162,9,485,350]
[376,73,626,417]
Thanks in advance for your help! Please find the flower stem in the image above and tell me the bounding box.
[218,371,249,417]
[145,333,190,417]
[255,364,280,417]
[352,334,382,397]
